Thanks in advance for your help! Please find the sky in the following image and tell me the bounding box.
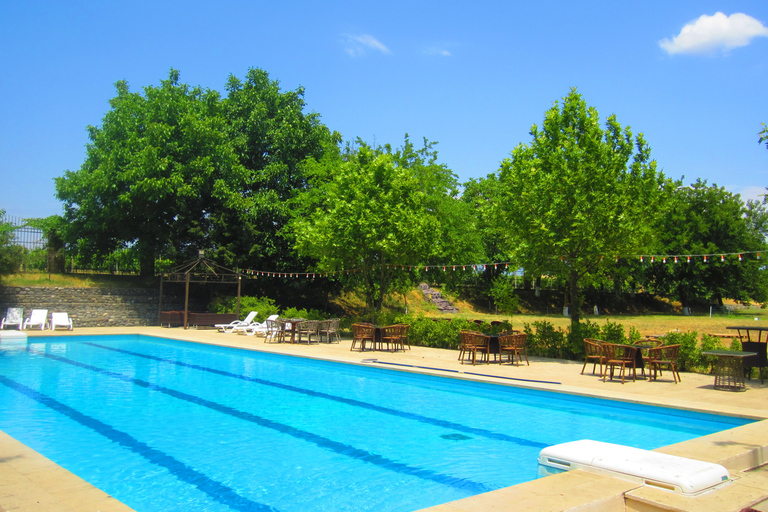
[1,1,767,220]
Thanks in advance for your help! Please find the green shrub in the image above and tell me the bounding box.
[580,319,602,340]
[600,319,627,344]
[662,331,700,372]
[524,321,568,359]
[401,315,476,349]
[699,334,724,374]
[281,307,325,320]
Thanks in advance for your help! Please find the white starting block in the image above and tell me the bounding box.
[538,440,731,496]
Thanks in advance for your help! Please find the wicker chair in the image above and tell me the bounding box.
[397,324,411,349]
[647,344,682,383]
[581,339,605,376]
[499,334,529,365]
[379,325,404,352]
[296,320,320,344]
[459,331,489,365]
[351,323,375,351]
[318,318,341,343]
[602,343,637,383]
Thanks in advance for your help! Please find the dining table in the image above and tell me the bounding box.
[701,349,758,391]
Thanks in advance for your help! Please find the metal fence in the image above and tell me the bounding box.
[1,214,46,250]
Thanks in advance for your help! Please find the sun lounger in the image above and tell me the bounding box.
[23,309,49,330]
[1,308,23,330]
[215,311,257,333]
[50,312,74,330]
[235,315,280,336]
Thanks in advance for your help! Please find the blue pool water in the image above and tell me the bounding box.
[0,335,752,511]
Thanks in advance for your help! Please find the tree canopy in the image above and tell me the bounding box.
[288,137,482,315]
[495,89,674,335]
[644,180,768,305]
[55,68,338,276]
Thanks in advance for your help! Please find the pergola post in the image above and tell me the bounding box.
[184,272,190,329]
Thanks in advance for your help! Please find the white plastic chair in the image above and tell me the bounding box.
[1,308,23,330]
[50,312,74,330]
[236,314,280,336]
[23,309,49,330]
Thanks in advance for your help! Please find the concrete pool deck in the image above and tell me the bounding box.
[2,326,768,511]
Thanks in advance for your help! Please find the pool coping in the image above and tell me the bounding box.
[3,327,768,512]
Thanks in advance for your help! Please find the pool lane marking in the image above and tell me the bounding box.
[87,342,547,449]
[372,360,562,385]
[33,350,491,495]
[0,374,280,512]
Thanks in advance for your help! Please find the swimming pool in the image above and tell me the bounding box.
[0,335,752,511]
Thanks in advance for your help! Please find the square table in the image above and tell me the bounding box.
[701,350,757,391]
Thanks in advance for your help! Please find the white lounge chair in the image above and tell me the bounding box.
[51,312,74,330]
[236,314,280,337]
[23,309,49,330]
[1,308,23,330]
[215,311,258,333]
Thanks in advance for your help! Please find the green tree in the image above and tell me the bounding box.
[25,215,67,274]
[56,70,244,276]
[646,180,768,306]
[496,89,674,339]
[0,210,23,275]
[288,137,482,316]
[214,68,341,272]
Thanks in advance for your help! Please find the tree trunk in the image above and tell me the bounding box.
[568,269,581,346]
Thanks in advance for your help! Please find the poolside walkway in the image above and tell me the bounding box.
[3,326,768,511]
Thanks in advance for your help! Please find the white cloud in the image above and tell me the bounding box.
[342,34,392,57]
[659,12,768,55]
[423,46,452,57]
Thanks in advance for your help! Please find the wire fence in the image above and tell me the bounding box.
[2,214,46,250]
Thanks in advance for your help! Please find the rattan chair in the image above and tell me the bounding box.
[318,318,341,343]
[603,343,637,383]
[647,344,681,383]
[581,338,606,376]
[397,323,411,349]
[351,323,375,351]
[296,320,320,344]
[499,333,529,365]
[379,325,403,352]
[459,331,489,365]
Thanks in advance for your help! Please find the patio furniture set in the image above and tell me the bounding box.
[1,308,73,331]
[350,323,410,352]
[215,312,342,344]
[458,330,529,366]
[581,338,681,384]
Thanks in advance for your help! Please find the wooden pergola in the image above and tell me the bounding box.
[158,252,243,329]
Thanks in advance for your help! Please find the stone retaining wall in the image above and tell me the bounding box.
[0,287,203,327]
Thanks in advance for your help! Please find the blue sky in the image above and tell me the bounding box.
[2,1,767,219]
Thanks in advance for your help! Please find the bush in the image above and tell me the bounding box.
[524,321,568,359]
[661,331,700,372]
[600,319,628,344]
[699,334,724,374]
[401,315,476,349]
